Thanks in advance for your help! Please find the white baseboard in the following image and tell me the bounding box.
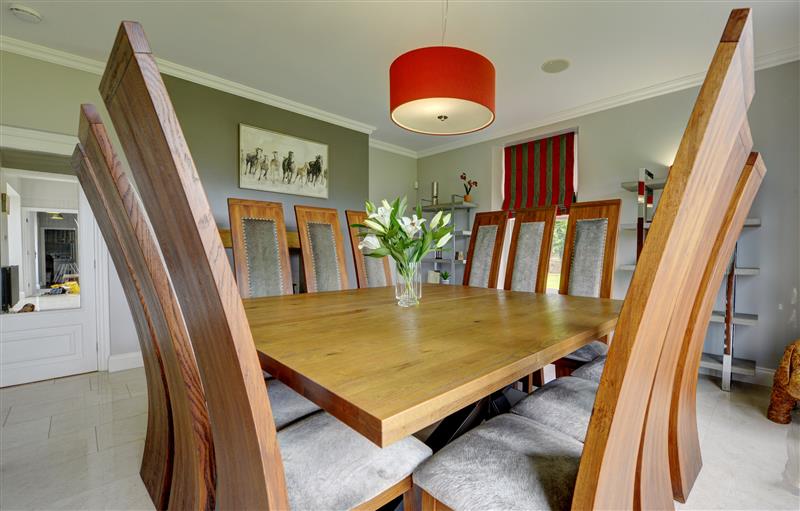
[107,351,143,373]
[699,365,775,387]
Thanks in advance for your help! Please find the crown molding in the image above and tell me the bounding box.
[0,125,78,155]
[368,138,418,159]
[0,35,376,135]
[416,46,800,158]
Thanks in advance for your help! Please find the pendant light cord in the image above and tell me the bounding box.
[441,0,449,45]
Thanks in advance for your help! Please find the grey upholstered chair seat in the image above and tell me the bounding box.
[413,413,582,511]
[564,340,608,362]
[511,376,599,443]
[267,380,322,430]
[571,355,607,383]
[279,412,432,511]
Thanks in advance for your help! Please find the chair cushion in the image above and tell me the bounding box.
[564,340,608,363]
[267,380,322,430]
[413,414,582,511]
[280,412,431,510]
[511,377,599,443]
[571,355,607,383]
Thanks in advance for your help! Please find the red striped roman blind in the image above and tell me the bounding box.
[502,131,576,212]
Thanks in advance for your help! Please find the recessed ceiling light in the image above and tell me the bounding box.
[541,59,570,74]
[9,4,42,24]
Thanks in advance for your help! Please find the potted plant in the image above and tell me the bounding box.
[460,172,478,203]
[440,271,450,285]
[354,198,452,307]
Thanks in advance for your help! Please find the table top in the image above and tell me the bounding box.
[245,284,621,447]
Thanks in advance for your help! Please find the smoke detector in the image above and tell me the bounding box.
[9,4,43,23]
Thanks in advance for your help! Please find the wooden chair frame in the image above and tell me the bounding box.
[73,105,214,510]
[503,206,558,293]
[228,198,293,297]
[558,199,621,299]
[98,21,414,509]
[663,152,765,502]
[571,10,755,509]
[295,205,350,292]
[462,211,508,288]
[346,209,392,288]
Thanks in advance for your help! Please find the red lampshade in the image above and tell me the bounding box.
[390,46,495,135]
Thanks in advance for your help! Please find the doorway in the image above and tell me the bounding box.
[1,157,108,386]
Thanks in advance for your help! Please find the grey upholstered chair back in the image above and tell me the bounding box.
[504,207,558,294]
[295,206,349,293]
[228,199,293,298]
[559,199,620,299]
[346,210,393,288]
[463,211,507,288]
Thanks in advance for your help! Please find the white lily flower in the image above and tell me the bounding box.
[436,232,452,248]
[358,234,381,251]
[430,211,443,229]
[399,214,425,237]
[442,213,452,226]
[368,204,392,228]
[363,219,386,233]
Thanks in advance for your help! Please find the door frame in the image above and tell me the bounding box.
[0,127,111,372]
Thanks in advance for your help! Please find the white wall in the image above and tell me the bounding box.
[369,146,418,205]
[418,62,800,371]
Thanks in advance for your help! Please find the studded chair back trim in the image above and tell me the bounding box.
[504,206,557,293]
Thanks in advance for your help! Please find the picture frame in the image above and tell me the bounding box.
[238,124,329,198]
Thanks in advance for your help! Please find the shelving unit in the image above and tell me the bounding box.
[619,169,760,391]
[420,195,477,281]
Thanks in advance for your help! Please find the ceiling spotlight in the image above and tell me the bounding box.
[9,4,42,23]
[541,59,570,74]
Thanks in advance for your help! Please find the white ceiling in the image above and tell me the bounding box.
[1,1,798,156]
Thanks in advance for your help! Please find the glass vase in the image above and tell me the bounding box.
[394,262,422,307]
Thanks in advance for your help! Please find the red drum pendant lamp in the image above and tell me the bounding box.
[389,2,495,135]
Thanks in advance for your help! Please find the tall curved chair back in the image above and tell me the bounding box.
[559,199,620,299]
[462,211,507,288]
[503,206,557,293]
[99,21,289,508]
[573,9,755,509]
[346,210,392,288]
[228,198,293,297]
[73,105,215,510]
[660,153,765,502]
[295,205,350,292]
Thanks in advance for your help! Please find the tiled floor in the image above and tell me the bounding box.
[1,369,798,510]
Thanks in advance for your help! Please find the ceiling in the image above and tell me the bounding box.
[1,1,798,156]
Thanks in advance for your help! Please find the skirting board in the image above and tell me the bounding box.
[699,365,775,387]
[108,351,144,373]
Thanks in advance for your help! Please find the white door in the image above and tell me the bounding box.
[1,176,100,387]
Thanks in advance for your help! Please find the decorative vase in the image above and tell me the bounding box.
[463,194,472,203]
[441,279,450,285]
[395,262,422,307]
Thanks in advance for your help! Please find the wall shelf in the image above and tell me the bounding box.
[421,201,478,212]
[617,264,759,276]
[621,178,667,191]
[620,218,760,231]
[699,353,756,376]
[710,311,758,326]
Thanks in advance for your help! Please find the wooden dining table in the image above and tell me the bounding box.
[245,284,621,447]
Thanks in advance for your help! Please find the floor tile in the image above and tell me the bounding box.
[4,396,86,425]
[96,414,147,451]
[36,474,155,511]
[1,428,98,478]
[0,416,51,450]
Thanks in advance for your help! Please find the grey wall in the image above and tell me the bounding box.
[418,61,800,370]
[164,75,369,287]
[368,146,418,205]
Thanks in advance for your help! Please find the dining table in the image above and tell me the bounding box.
[244,284,622,447]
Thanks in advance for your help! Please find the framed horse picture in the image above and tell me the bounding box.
[239,124,329,199]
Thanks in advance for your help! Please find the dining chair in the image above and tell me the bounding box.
[98,21,430,510]
[511,151,765,504]
[73,105,212,511]
[554,198,621,372]
[413,9,755,509]
[503,206,557,293]
[295,205,350,292]
[463,210,508,288]
[75,105,327,509]
[228,198,293,298]
[346,209,393,288]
